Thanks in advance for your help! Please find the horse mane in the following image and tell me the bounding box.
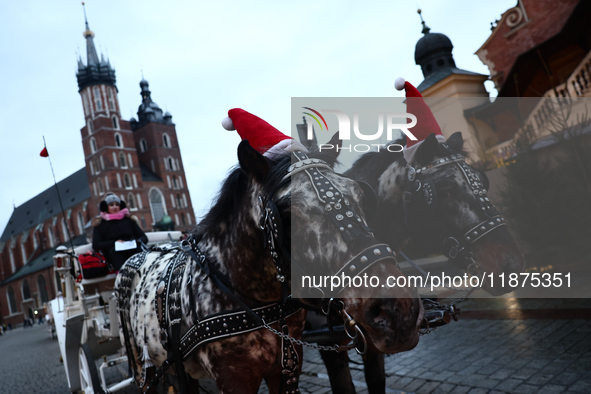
[345,139,406,184]
[194,154,292,236]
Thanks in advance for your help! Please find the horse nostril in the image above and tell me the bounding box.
[366,302,389,330]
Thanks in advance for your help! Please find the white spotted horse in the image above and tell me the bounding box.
[115,140,423,394]
[313,132,525,394]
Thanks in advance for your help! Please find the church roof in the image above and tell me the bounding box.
[0,168,90,242]
[140,162,162,182]
[0,234,87,285]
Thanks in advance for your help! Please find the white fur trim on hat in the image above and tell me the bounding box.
[403,134,446,164]
[264,139,309,160]
[222,116,235,130]
[395,77,406,91]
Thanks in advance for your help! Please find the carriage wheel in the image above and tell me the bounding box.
[79,343,104,394]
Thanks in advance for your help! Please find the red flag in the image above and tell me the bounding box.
[40,147,49,157]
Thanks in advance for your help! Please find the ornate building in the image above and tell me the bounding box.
[0,15,195,326]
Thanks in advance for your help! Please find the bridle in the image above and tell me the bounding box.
[260,150,398,353]
[403,149,506,276]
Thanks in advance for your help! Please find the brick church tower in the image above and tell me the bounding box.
[75,11,194,231]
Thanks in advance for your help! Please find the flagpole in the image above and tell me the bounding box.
[43,136,75,250]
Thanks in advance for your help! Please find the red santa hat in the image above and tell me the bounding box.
[222,108,307,159]
[395,77,445,163]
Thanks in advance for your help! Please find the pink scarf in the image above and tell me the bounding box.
[100,208,130,221]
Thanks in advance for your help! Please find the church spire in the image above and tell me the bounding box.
[417,9,431,35]
[76,3,116,91]
[82,2,99,66]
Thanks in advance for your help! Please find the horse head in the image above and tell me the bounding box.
[347,132,525,296]
[285,137,422,354]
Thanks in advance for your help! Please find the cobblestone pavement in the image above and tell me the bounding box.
[2,313,591,393]
[287,317,591,394]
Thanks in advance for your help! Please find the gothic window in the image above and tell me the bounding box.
[90,138,97,154]
[33,230,38,249]
[38,275,49,304]
[78,211,85,235]
[163,133,171,148]
[175,214,180,226]
[83,93,90,117]
[149,188,166,223]
[93,86,103,111]
[22,279,31,300]
[181,213,187,226]
[172,175,178,189]
[167,157,175,171]
[98,178,105,194]
[108,88,116,111]
[112,116,119,129]
[140,139,148,153]
[48,227,55,248]
[119,152,127,168]
[127,193,136,209]
[9,240,16,272]
[61,218,69,243]
[176,194,183,208]
[20,240,27,264]
[7,286,17,314]
[115,133,123,148]
[124,173,132,189]
[93,157,100,174]
[87,120,93,135]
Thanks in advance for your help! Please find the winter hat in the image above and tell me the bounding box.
[100,194,127,213]
[395,77,445,163]
[105,194,121,205]
[222,108,308,159]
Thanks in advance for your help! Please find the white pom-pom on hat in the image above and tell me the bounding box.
[222,116,235,130]
[395,77,406,91]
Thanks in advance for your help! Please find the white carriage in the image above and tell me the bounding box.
[48,231,183,394]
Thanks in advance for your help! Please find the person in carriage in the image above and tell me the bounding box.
[92,193,148,271]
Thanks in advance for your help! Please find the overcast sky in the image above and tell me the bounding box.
[0,0,516,232]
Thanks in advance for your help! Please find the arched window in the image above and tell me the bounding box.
[176,194,183,208]
[181,213,187,226]
[140,139,148,153]
[22,279,31,300]
[168,157,175,171]
[48,227,55,247]
[127,193,136,209]
[119,152,127,168]
[20,239,27,264]
[87,120,93,135]
[77,211,85,235]
[112,116,119,129]
[93,157,100,174]
[149,188,166,223]
[93,86,102,110]
[175,214,180,226]
[9,241,16,272]
[33,230,38,249]
[172,175,178,189]
[7,286,17,314]
[83,93,90,117]
[61,218,69,242]
[90,138,97,154]
[98,178,105,194]
[108,88,116,111]
[38,275,49,304]
[163,133,171,148]
[124,173,132,189]
[115,133,123,148]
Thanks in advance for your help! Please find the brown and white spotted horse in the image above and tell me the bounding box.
[115,140,423,394]
[315,132,525,394]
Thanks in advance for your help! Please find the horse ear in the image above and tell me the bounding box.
[414,133,439,165]
[321,132,343,165]
[446,132,464,153]
[237,140,270,181]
